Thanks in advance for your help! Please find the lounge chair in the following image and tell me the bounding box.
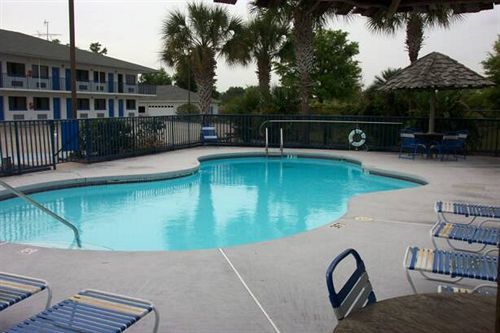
[438,284,496,296]
[403,246,497,294]
[326,249,376,320]
[0,272,51,312]
[6,289,159,333]
[435,201,500,225]
[201,126,218,144]
[431,220,500,253]
[399,130,427,159]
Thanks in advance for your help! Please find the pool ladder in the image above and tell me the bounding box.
[0,180,82,248]
[265,128,284,157]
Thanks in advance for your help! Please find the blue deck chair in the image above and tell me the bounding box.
[429,133,462,161]
[326,249,376,320]
[6,289,159,333]
[435,201,500,225]
[0,272,51,312]
[201,126,218,144]
[431,220,500,253]
[404,246,498,294]
[399,130,427,159]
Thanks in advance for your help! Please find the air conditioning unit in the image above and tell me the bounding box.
[37,114,48,120]
[79,85,88,90]
[13,114,25,120]
[11,80,23,87]
[128,112,135,117]
[36,82,47,89]
[97,113,105,118]
[79,113,88,119]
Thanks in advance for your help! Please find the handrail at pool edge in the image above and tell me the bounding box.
[0,179,82,248]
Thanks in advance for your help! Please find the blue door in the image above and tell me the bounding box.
[53,97,61,119]
[118,100,124,117]
[65,69,71,91]
[66,98,73,119]
[0,96,4,121]
[108,99,114,118]
[108,73,114,93]
[52,67,60,90]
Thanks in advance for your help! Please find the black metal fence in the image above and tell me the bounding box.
[1,114,499,175]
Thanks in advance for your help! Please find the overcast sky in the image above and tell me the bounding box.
[1,0,499,91]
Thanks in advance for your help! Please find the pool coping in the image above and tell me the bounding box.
[0,151,427,201]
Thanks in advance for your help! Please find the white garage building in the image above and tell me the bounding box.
[138,85,219,116]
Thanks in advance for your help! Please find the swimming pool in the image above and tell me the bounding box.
[0,156,419,251]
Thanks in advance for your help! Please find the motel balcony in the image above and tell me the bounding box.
[0,74,156,95]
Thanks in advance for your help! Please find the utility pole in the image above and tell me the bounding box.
[68,0,78,119]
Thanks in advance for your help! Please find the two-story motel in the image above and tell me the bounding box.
[0,29,156,121]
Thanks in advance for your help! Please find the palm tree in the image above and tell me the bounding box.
[367,8,462,64]
[262,1,336,114]
[370,68,402,90]
[161,2,245,114]
[244,10,289,103]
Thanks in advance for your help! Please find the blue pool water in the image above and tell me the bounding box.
[0,157,418,251]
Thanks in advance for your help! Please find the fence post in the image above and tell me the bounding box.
[49,121,57,170]
[170,116,175,148]
[84,119,91,162]
[14,121,21,174]
[495,120,499,157]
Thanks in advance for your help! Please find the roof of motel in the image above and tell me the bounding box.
[0,29,156,73]
[146,85,201,102]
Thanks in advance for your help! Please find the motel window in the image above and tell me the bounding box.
[93,71,106,83]
[77,98,90,110]
[76,69,89,82]
[7,62,25,77]
[33,97,50,110]
[31,65,49,79]
[126,99,136,110]
[8,96,27,110]
[125,74,136,85]
[94,99,106,110]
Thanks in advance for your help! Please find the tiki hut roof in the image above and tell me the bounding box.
[215,0,499,16]
[379,52,495,91]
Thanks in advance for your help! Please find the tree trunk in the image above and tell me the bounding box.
[192,51,216,115]
[293,9,314,115]
[257,55,271,106]
[406,13,424,64]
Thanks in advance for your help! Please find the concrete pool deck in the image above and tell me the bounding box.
[0,147,498,332]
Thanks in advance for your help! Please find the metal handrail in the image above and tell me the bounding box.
[258,119,403,136]
[0,180,82,248]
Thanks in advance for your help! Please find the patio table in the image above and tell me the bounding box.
[333,293,495,333]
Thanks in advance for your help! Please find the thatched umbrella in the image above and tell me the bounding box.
[379,52,494,133]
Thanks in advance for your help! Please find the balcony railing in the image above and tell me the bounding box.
[0,74,156,95]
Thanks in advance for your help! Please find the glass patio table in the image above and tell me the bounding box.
[333,293,495,333]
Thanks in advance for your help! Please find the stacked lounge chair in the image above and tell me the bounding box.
[0,272,51,312]
[6,289,159,333]
[435,201,500,224]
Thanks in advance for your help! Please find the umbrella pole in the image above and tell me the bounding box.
[428,90,436,133]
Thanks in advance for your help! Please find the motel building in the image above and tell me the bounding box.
[0,29,156,121]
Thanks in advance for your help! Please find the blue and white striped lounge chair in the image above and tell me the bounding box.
[435,201,500,225]
[431,221,500,253]
[6,289,159,333]
[0,272,51,312]
[404,246,498,294]
[201,126,218,144]
[438,284,496,296]
[326,249,376,320]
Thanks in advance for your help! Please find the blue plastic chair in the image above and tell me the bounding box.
[430,133,463,161]
[201,126,218,144]
[399,130,427,159]
[326,249,376,320]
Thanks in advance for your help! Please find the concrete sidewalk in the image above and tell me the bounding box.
[0,147,498,332]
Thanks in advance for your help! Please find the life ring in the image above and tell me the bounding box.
[348,129,366,148]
